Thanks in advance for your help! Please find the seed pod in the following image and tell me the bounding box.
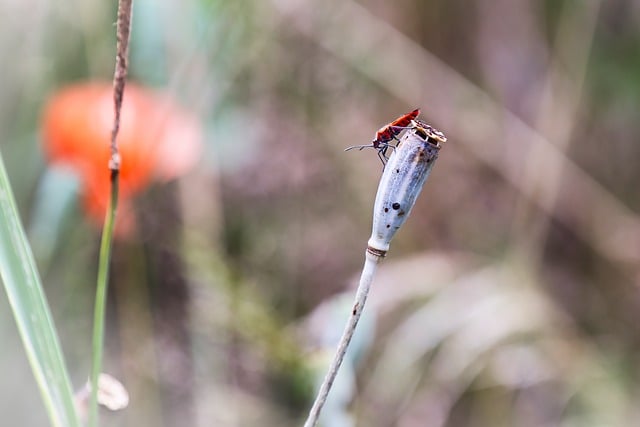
[304,120,446,427]
[367,121,446,257]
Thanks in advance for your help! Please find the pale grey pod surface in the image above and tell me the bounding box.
[367,124,445,255]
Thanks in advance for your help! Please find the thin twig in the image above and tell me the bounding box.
[303,253,380,427]
[110,0,133,170]
[88,1,133,426]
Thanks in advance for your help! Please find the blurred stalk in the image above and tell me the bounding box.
[0,151,80,427]
[270,0,640,264]
[510,0,601,262]
[89,0,133,425]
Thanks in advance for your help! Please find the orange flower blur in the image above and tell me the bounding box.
[42,82,203,231]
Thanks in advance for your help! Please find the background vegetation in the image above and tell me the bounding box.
[1,0,639,426]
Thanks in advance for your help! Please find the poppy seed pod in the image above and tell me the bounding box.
[367,121,446,257]
[304,119,447,427]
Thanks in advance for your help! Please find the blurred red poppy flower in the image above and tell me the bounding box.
[42,82,203,233]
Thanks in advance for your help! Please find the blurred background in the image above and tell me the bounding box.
[1,0,640,426]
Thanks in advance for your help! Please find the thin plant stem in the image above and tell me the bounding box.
[88,174,119,427]
[303,252,380,427]
[88,0,133,425]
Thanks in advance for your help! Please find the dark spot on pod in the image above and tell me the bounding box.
[352,302,359,315]
[396,169,400,173]
[384,207,389,213]
[426,157,431,163]
[397,210,406,217]
[392,202,401,210]
[386,224,390,228]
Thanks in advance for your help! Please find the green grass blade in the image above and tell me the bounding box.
[0,151,80,427]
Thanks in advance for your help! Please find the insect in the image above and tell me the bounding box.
[345,108,420,164]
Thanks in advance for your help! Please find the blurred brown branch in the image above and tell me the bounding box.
[270,0,640,266]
